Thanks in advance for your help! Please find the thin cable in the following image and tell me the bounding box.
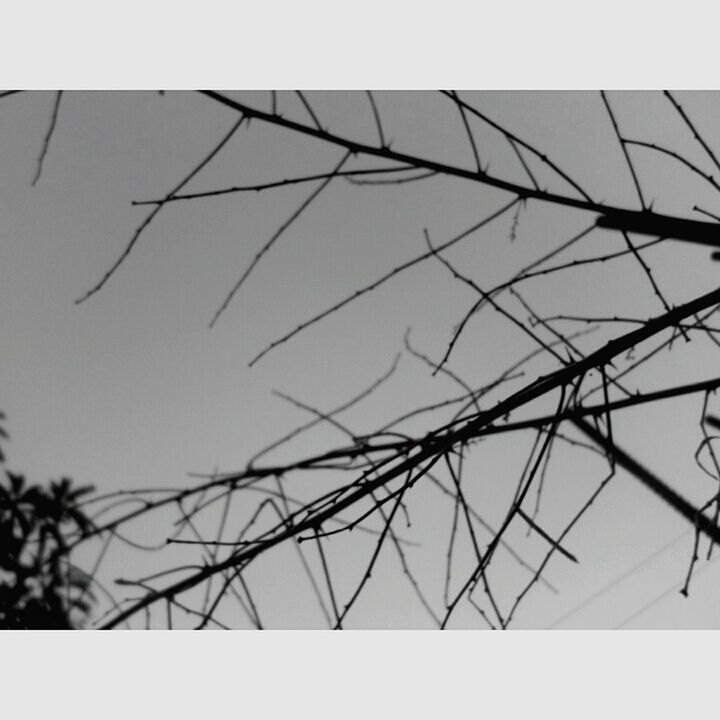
[547,530,689,628]
[615,555,720,629]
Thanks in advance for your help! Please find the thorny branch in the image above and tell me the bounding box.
[9,90,720,628]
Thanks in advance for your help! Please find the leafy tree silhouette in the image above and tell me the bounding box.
[0,412,96,629]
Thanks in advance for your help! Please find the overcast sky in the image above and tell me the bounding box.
[3,90,720,628]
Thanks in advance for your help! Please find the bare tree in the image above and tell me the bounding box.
[5,90,720,629]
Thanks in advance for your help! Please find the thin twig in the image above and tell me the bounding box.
[664,90,720,175]
[365,90,386,148]
[248,199,519,366]
[31,90,63,186]
[600,91,646,210]
[447,90,482,173]
[76,114,246,304]
[210,150,351,327]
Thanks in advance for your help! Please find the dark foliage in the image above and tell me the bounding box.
[0,415,96,629]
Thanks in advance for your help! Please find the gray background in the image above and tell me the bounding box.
[2,90,720,627]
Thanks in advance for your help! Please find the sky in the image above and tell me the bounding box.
[3,90,720,628]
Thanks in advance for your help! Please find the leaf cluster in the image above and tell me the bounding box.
[0,419,96,629]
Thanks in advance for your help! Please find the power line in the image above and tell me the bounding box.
[547,530,690,628]
[615,556,720,629]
